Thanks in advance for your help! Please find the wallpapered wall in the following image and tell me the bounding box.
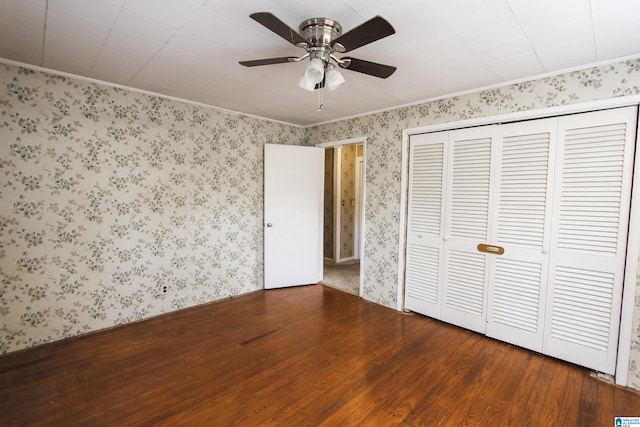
[2,58,640,389]
[323,148,334,259]
[306,58,640,390]
[322,144,362,261]
[0,63,305,354]
[339,144,357,260]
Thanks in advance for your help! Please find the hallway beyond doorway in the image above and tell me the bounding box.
[321,259,360,295]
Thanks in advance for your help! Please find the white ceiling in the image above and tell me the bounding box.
[1,0,640,126]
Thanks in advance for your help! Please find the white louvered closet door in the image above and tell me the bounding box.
[405,132,448,318]
[441,126,497,334]
[485,118,557,352]
[544,107,637,375]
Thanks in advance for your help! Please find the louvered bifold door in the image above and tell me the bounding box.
[544,106,637,375]
[404,132,448,318]
[441,126,497,334]
[485,118,557,352]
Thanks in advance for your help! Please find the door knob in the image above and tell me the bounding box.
[266,223,273,227]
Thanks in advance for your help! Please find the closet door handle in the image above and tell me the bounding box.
[477,244,504,255]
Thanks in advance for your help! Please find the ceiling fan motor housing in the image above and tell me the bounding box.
[299,18,343,59]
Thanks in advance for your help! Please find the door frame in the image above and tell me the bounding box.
[399,94,640,387]
[333,146,344,262]
[317,137,367,297]
[354,155,364,260]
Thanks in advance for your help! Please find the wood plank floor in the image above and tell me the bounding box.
[1,285,638,426]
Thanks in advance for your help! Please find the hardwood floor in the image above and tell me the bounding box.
[1,284,638,426]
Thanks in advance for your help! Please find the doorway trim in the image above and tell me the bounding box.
[317,136,367,297]
[355,155,364,260]
[398,94,640,387]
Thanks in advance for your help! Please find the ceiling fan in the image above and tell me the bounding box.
[239,12,396,92]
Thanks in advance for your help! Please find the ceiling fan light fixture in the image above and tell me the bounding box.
[325,65,345,91]
[304,57,325,84]
[298,73,316,92]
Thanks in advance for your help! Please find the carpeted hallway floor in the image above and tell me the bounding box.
[320,259,360,295]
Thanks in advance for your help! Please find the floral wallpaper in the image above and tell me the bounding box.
[322,144,362,261]
[323,148,334,259]
[2,56,640,390]
[0,63,305,354]
[306,58,640,390]
[339,144,357,260]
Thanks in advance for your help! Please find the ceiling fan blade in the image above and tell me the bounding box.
[340,57,396,79]
[250,12,308,46]
[331,16,395,53]
[239,57,296,67]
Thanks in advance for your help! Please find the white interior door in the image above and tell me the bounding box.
[404,132,448,318]
[543,107,637,375]
[441,126,497,334]
[264,144,324,289]
[485,118,557,352]
[404,106,637,376]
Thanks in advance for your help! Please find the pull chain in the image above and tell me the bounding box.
[316,89,324,112]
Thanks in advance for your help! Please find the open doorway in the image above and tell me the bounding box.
[318,139,365,296]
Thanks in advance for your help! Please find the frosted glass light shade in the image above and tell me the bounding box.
[305,57,325,84]
[298,57,325,92]
[298,73,316,92]
[326,67,345,91]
